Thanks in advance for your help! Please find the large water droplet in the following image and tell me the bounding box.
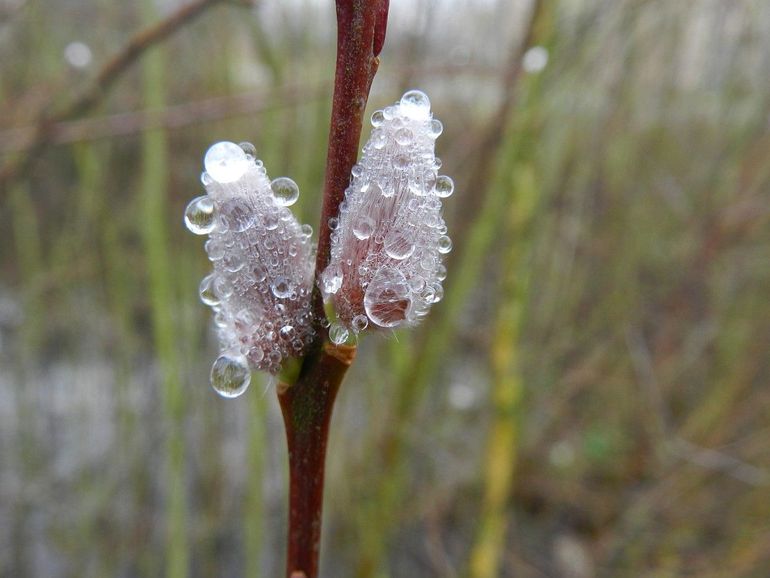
[210,352,251,398]
[384,232,415,260]
[184,196,215,234]
[434,175,454,198]
[353,216,375,240]
[329,323,349,345]
[204,141,249,184]
[199,274,220,306]
[270,177,300,207]
[364,267,412,328]
[399,90,431,120]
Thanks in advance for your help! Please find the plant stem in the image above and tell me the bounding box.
[278,344,356,578]
[313,0,388,320]
[277,2,388,577]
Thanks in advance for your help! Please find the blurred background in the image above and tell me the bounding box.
[2,0,770,576]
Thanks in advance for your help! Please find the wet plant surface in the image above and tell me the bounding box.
[2,1,770,577]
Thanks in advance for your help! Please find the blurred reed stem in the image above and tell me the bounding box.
[244,390,266,578]
[139,1,188,576]
[468,164,538,578]
[9,183,44,353]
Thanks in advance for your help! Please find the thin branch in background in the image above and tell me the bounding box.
[0,83,329,151]
[625,326,770,487]
[0,0,247,193]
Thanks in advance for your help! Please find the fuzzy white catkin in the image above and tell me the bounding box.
[321,90,454,337]
[185,142,316,390]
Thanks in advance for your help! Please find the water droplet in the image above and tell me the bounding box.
[351,164,363,178]
[321,264,343,295]
[210,352,251,398]
[301,224,313,238]
[372,130,386,149]
[199,274,220,306]
[201,172,213,186]
[384,232,415,260]
[522,45,549,73]
[329,323,349,345]
[246,263,267,284]
[239,141,257,156]
[270,177,300,207]
[280,325,296,340]
[204,141,249,184]
[371,110,385,127]
[429,119,443,138]
[352,315,369,332]
[353,216,375,240]
[435,175,454,198]
[436,263,447,281]
[395,128,413,146]
[205,239,225,261]
[222,252,244,273]
[364,267,412,328]
[64,41,93,69]
[184,196,215,234]
[438,235,453,254]
[394,154,410,169]
[271,277,293,299]
[409,276,426,292]
[328,217,339,230]
[249,347,265,363]
[219,198,254,232]
[235,308,257,327]
[399,90,431,119]
[214,275,234,299]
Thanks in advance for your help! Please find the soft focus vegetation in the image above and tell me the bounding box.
[1,1,770,577]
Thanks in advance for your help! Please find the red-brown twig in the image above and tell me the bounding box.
[277,2,388,578]
[0,0,238,193]
[278,343,357,578]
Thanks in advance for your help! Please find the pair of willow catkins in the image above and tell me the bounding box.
[184,90,454,397]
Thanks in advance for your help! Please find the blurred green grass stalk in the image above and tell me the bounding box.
[468,164,538,578]
[140,1,188,576]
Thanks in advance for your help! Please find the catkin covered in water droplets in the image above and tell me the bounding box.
[185,141,316,381]
[321,90,454,333]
